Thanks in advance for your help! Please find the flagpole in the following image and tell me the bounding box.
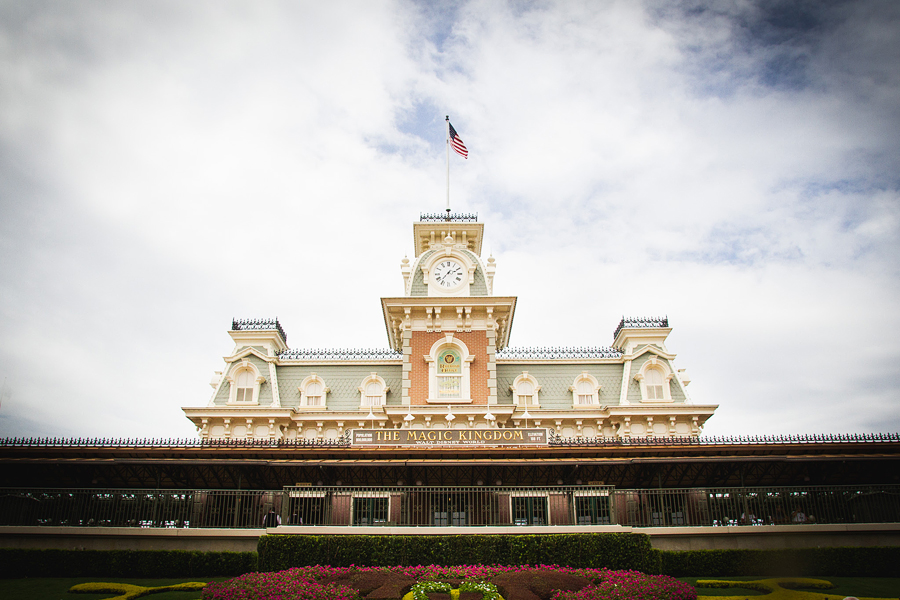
[445,115,451,218]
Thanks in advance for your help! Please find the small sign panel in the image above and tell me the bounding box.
[351,428,548,446]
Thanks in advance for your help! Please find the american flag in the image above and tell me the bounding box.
[448,122,468,159]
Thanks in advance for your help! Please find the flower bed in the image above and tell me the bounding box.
[202,565,696,600]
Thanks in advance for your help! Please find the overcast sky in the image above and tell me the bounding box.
[1,0,898,440]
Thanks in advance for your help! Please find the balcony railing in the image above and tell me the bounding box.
[1,484,898,529]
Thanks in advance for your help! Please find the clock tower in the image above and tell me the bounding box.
[382,213,517,423]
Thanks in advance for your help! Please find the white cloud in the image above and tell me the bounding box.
[0,0,897,438]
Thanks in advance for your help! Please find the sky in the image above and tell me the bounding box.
[1,0,898,440]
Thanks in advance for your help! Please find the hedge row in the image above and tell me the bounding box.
[3,539,898,579]
[257,533,900,578]
[659,546,900,578]
[258,533,661,573]
[0,548,257,579]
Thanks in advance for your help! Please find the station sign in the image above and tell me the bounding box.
[351,428,548,446]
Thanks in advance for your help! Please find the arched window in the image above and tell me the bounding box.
[306,381,323,406]
[425,335,474,403]
[645,368,665,400]
[226,359,265,405]
[299,374,329,408]
[365,382,382,405]
[518,380,535,405]
[510,372,541,407]
[235,369,255,403]
[358,373,390,408]
[634,356,673,402]
[569,372,600,407]
[437,348,462,399]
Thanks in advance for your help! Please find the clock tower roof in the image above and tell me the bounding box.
[414,212,484,258]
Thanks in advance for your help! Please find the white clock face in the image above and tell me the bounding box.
[433,259,464,289]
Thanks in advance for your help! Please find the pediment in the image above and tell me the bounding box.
[630,344,675,361]
[224,346,275,364]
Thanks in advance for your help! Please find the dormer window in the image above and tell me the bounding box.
[358,373,389,408]
[235,369,255,403]
[299,374,329,408]
[634,356,674,402]
[510,372,541,407]
[226,360,265,405]
[645,368,665,400]
[306,382,324,406]
[570,372,600,407]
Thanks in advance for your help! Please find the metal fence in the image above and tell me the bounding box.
[613,485,900,527]
[0,489,282,529]
[281,485,615,527]
[1,484,897,529]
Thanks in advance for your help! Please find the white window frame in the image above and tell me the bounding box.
[358,373,390,409]
[634,356,674,402]
[226,359,265,405]
[424,334,475,404]
[510,372,541,408]
[298,373,330,408]
[569,372,601,407]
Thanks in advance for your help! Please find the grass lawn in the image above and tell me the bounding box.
[0,577,231,600]
[680,576,900,598]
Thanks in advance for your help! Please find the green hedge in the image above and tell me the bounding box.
[258,533,661,573]
[660,546,900,577]
[0,548,257,579]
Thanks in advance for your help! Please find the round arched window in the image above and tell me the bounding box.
[235,370,255,402]
[306,381,323,406]
[645,368,665,400]
[364,381,383,406]
[437,349,461,399]
[518,380,535,405]
[576,379,594,405]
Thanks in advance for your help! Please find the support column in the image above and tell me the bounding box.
[401,329,412,406]
[486,327,498,405]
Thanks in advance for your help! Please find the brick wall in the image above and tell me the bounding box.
[409,331,489,405]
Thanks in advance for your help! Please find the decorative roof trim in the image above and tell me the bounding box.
[419,212,477,222]
[612,316,668,340]
[497,346,622,360]
[232,318,287,344]
[278,348,403,361]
